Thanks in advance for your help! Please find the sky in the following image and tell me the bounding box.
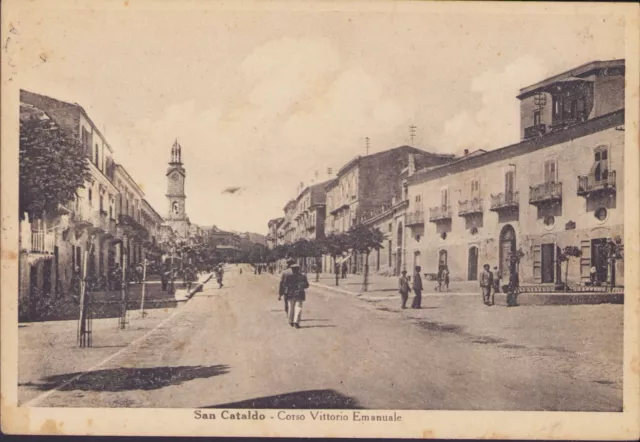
[8,1,625,233]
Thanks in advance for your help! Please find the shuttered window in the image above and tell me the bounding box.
[533,244,541,283]
[580,240,591,281]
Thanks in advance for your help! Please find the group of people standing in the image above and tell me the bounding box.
[479,264,520,307]
[398,263,520,308]
[398,266,424,309]
[278,258,310,329]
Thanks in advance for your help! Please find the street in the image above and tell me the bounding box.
[20,265,622,411]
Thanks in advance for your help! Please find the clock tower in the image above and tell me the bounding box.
[165,139,190,238]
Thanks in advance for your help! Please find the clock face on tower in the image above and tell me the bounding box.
[172,173,179,181]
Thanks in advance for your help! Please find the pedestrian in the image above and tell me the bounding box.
[479,264,494,306]
[435,266,443,291]
[160,268,167,292]
[341,261,348,279]
[411,266,423,309]
[442,266,450,292]
[398,269,411,309]
[239,267,243,275]
[216,264,224,288]
[279,258,295,316]
[493,266,501,293]
[506,267,520,307]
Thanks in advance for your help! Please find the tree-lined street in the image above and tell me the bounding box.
[20,265,622,411]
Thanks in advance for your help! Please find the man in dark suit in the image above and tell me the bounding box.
[479,264,494,306]
[280,261,309,328]
[279,258,295,316]
[411,266,423,309]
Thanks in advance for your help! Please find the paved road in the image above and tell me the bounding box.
[28,265,622,411]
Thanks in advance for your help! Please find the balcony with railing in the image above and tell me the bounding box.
[428,205,452,223]
[405,210,425,227]
[90,210,110,234]
[118,214,149,240]
[29,230,55,254]
[490,191,520,212]
[529,182,562,205]
[70,202,92,228]
[524,124,547,139]
[458,198,483,217]
[577,171,616,197]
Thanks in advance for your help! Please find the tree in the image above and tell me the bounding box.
[345,224,384,292]
[557,246,582,291]
[321,233,350,286]
[20,108,91,220]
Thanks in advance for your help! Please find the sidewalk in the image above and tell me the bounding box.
[18,305,179,405]
[308,272,623,305]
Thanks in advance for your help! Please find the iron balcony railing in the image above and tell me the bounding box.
[458,198,483,216]
[524,124,546,139]
[577,171,616,196]
[405,210,425,227]
[529,181,562,205]
[70,202,92,225]
[490,191,520,211]
[30,230,55,254]
[428,205,452,222]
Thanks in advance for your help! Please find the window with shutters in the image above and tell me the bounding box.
[594,146,609,182]
[533,244,542,283]
[544,159,558,183]
[470,179,480,199]
[441,188,450,208]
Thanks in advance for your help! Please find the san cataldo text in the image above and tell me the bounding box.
[194,410,402,422]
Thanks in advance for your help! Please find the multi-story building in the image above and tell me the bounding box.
[19,90,167,319]
[289,181,330,243]
[141,199,165,260]
[20,91,121,305]
[405,59,625,287]
[113,164,149,269]
[266,218,284,249]
[324,146,454,274]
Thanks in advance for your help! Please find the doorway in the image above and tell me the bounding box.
[541,243,555,283]
[438,249,448,273]
[414,251,421,269]
[499,225,516,282]
[468,246,478,280]
[591,238,608,284]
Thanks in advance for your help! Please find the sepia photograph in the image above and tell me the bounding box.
[1,0,639,438]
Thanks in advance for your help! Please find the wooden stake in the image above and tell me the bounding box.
[139,259,147,317]
[78,250,89,347]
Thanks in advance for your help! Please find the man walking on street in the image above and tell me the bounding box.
[279,258,295,316]
[280,261,309,328]
[399,269,411,309]
[411,265,423,309]
[480,263,494,306]
[216,264,224,288]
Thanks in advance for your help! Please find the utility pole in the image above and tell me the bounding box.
[365,137,370,156]
[409,125,417,145]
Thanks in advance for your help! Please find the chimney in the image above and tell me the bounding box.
[408,153,416,176]
[327,167,333,177]
[463,149,469,156]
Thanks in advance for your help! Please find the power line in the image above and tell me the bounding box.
[409,125,417,145]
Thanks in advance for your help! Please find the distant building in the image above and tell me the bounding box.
[324,145,455,274]
[405,59,625,287]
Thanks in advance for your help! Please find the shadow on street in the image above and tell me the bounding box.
[22,364,230,392]
[205,389,363,409]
